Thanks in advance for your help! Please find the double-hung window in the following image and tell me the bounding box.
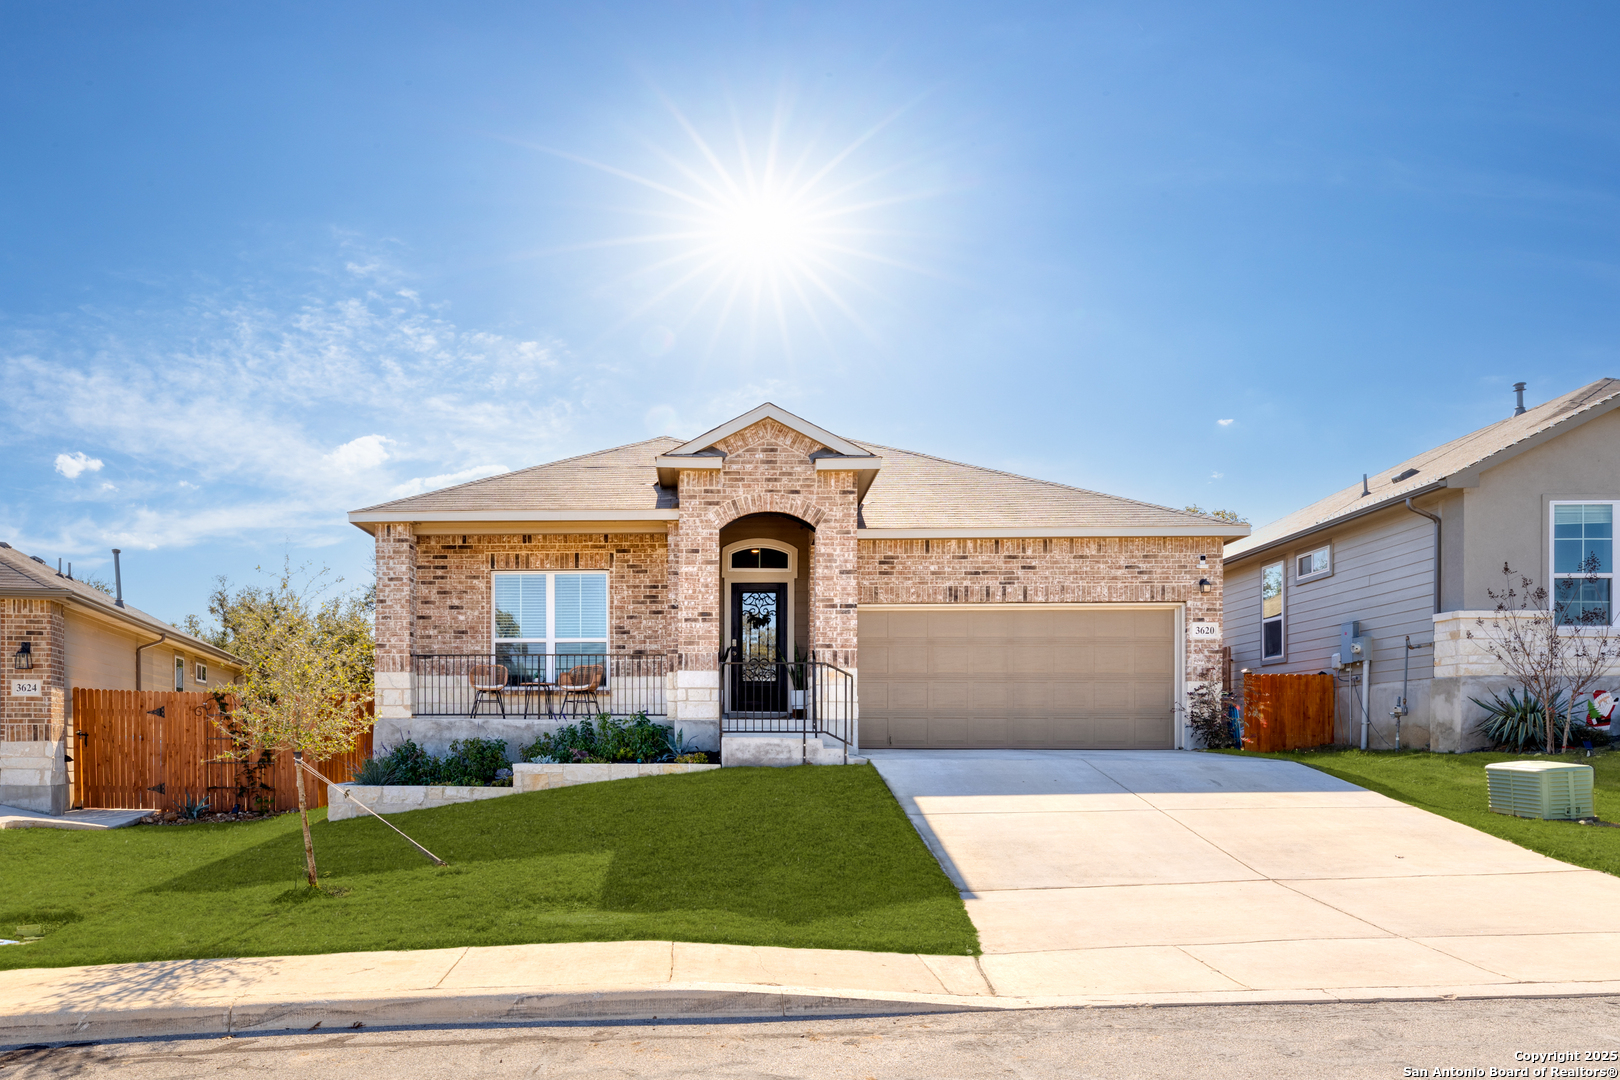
[1552,502,1615,626]
[1261,560,1285,660]
[493,571,609,680]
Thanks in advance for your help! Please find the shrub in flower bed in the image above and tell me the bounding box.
[351,737,513,786]
[519,712,703,764]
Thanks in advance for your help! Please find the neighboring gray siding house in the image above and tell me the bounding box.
[1223,379,1620,751]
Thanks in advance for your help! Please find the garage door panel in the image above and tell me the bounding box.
[889,683,929,714]
[1009,647,1052,675]
[892,646,929,674]
[971,645,1010,674]
[860,606,1175,749]
[971,682,1009,711]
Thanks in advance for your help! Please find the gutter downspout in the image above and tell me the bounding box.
[1405,498,1442,614]
[134,633,167,691]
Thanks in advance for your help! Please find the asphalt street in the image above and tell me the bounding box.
[4,997,1619,1079]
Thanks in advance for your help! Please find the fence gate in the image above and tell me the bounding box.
[1240,673,1336,752]
[72,689,371,813]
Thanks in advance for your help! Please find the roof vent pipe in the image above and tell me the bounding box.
[1513,382,1527,416]
[1361,473,1370,497]
[112,548,124,608]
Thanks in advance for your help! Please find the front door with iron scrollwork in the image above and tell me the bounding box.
[729,582,787,715]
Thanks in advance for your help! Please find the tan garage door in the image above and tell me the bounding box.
[858,607,1176,749]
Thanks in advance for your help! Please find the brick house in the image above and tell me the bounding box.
[350,404,1247,760]
[0,542,242,812]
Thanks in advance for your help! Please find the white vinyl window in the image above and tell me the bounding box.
[493,571,609,679]
[1261,561,1285,661]
[195,662,208,684]
[1551,502,1616,626]
[174,654,186,692]
[1295,544,1331,583]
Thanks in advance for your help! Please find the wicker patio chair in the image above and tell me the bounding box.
[556,664,605,717]
[469,663,509,718]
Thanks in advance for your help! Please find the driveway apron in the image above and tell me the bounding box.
[868,749,1620,1000]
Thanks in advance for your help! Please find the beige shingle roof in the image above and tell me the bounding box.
[352,438,683,515]
[856,444,1238,533]
[351,432,1245,536]
[0,544,243,666]
[1226,378,1620,562]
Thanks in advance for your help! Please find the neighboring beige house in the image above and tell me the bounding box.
[349,403,1247,761]
[1224,378,1620,751]
[0,543,242,812]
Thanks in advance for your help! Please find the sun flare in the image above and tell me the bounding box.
[711,192,812,271]
[537,92,930,356]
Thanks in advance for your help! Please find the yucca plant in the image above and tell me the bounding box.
[1473,687,1569,751]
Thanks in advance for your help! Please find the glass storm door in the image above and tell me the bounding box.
[729,582,787,714]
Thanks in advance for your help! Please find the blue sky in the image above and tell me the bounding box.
[3,2,1617,627]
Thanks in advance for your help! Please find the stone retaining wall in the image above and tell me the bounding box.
[327,762,721,820]
[326,782,518,821]
[513,761,719,791]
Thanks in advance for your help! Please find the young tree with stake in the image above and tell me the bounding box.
[216,561,374,888]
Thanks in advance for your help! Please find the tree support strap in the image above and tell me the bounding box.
[291,753,447,866]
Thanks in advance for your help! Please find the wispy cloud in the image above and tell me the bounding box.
[1217,418,1235,427]
[54,451,104,478]
[0,261,591,555]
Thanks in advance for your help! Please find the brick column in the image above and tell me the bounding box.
[809,470,859,666]
[374,523,417,721]
[2,599,67,729]
[1,599,68,814]
[670,494,721,750]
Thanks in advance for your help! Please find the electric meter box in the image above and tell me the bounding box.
[1339,621,1371,665]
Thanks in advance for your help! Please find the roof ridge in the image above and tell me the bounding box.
[859,442,1221,521]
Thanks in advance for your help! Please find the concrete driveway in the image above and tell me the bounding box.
[870,749,1620,1002]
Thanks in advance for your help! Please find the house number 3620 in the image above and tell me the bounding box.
[1188,624,1220,639]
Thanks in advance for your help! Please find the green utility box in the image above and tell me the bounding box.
[1484,760,1595,820]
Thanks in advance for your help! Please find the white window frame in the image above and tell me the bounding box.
[491,570,611,674]
[1260,560,1286,662]
[1549,500,1618,628]
[1294,544,1332,584]
[174,654,186,692]
[195,661,208,684]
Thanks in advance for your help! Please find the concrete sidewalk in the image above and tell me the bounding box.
[8,933,1620,1047]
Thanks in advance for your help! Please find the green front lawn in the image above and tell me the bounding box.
[1229,748,1620,877]
[0,765,977,970]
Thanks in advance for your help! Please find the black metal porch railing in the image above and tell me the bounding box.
[720,652,856,764]
[410,654,667,719]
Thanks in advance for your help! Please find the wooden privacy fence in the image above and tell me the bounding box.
[72,689,373,813]
[1241,673,1336,752]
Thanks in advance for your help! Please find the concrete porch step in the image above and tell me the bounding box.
[721,734,867,767]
